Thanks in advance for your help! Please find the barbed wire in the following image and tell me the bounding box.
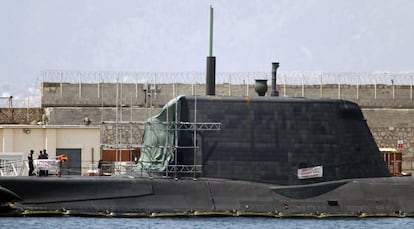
[40,71,414,85]
[2,71,414,108]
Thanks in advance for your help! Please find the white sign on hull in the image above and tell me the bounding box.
[297,165,323,179]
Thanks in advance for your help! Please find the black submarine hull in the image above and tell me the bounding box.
[0,96,403,217]
[1,176,414,217]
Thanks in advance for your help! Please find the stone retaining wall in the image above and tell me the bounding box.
[0,108,43,124]
[363,109,414,173]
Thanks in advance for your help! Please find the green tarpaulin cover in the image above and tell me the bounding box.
[135,96,184,171]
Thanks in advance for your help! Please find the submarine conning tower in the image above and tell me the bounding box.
[174,95,390,185]
[140,61,389,185]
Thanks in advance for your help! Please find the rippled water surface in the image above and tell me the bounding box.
[1,217,414,229]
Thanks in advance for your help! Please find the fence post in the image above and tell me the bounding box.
[60,72,63,98]
[319,73,323,98]
[411,75,413,100]
[26,97,30,124]
[338,81,341,99]
[246,74,250,96]
[356,74,359,100]
[228,74,232,96]
[173,73,176,98]
[98,74,101,98]
[336,75,341,99]
[301,74,304,97]
[374,75,377,99]
[41,71,45,99]
[191,73,195,96]
[78,73,82,99]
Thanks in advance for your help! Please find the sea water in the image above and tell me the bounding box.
[1,217,414,229]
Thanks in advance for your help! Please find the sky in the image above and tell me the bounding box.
[1,0,414,105]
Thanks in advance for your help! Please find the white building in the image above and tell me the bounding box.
[0,125,100,176]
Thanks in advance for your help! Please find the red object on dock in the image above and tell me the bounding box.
[380,148,402,176]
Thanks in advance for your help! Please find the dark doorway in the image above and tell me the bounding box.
[56,148,82,175]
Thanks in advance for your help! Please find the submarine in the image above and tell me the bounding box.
[1,63,414,218]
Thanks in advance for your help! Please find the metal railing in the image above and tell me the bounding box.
[0,160,26,176]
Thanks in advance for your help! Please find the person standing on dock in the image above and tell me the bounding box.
[28,150,34,176]
[38,150,45,176]
[43,149,49,176]
[43,149,49,159]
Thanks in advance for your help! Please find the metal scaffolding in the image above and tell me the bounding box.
[100,119,221,178]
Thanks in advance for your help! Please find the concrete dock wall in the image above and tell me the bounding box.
[41,82,414,108]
